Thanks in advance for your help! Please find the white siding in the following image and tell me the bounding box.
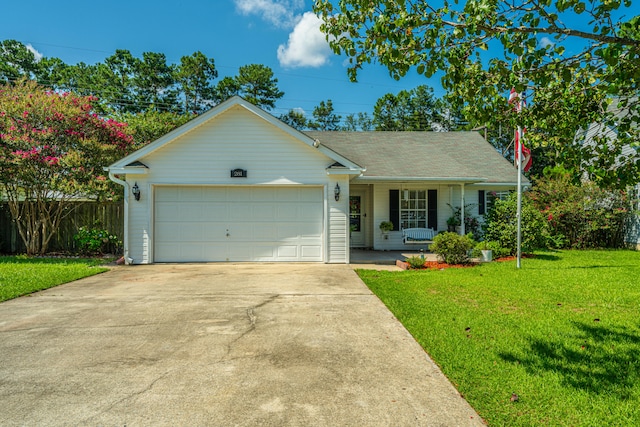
[143,106,333,185]
[327,179,349,263]
[124,105,348,264]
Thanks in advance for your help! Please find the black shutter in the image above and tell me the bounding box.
[389,190,399,231]
[427,190,438,229]
[478,190,486,215]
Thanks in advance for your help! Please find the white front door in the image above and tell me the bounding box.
[349,191,366,247]
[154,186,324,262]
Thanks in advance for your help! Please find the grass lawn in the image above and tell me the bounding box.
[358,250,640,426]
[0,256,111,302]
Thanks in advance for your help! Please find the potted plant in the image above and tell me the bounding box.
[379,221,394,239]
[446,216,460,232]
[473,241,493,262]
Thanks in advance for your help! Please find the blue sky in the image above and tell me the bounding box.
[1,0,434,120]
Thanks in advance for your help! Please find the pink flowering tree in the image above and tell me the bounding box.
[0,80,134,254]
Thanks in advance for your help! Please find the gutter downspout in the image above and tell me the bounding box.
[108,171,133,265]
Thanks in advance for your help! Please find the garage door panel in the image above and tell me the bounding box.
[301,245,322,259]
[154,186,323,262]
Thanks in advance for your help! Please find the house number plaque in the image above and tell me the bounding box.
[230,168,247,178]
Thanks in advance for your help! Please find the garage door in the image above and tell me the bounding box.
[154,186,324,262]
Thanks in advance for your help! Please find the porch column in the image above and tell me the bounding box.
[459,184,465,235]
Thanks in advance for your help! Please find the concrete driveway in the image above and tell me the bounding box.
[0,264,482,426]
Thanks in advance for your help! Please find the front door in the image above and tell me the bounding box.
[349,191,366,247]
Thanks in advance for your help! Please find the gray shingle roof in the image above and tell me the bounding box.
[304,131,524,184]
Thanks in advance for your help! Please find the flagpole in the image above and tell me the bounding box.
[516,124,523,269]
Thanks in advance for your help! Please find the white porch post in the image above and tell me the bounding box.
[460,184,465,235]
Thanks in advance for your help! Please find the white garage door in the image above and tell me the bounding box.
[154,186,324,262]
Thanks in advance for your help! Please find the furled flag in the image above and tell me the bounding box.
[509,88,532,172]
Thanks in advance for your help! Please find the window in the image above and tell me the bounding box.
[389,189,437,230]
[401,190,427,229]
[480,190,511,214]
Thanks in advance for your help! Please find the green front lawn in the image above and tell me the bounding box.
[0,256,110,302]
[358,250,640,426]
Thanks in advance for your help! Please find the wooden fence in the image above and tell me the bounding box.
[0,201,124,254]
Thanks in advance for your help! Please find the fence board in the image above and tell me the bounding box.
[0,202,124,254]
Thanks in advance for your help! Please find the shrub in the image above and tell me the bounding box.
[74,226,121,254]
[483,192,547,255]
[528,169,633,248]
[405,255,426,269]
[430,232,475,265]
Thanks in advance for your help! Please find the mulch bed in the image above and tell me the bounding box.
[397,255,526,270]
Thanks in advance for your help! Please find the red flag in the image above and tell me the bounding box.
[509,88,532,172]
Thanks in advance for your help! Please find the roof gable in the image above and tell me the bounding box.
[108,96,362,173]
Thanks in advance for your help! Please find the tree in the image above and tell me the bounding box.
[373,86,436,131]
[315,0,640,188]
[214,76,241,103]
[114,110,193,151]
[0,39,40,83]
[133,52,178,113]
[0,80,134,254]
[93,50,140,113]
[175,51,218,114]
[308,99,342,130]
[343,112,373,131]
[279,109,308,130]
[235,64,284,110]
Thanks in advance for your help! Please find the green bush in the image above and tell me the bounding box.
[405,255,426,269]
[528,169,633,248]
[483,192,547,255]
[430,232,475,265]
[74,226,121,254]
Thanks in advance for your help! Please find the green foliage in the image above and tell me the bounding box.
[430,232,475,265]
[358,250,640,426]
[234,64,284,110]
[483,192,547,255]
[379,221,394,232]
[279,109,307,130]
[73,226,121,254]
[308,99,342,130]
[405,255,426,269]
[447,203,482,238]
[529,169,633,248]
[315,0,640,188]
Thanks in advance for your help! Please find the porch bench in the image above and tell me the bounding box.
[402,228,436,245]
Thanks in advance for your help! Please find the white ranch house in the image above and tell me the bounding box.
[107,96,524,264]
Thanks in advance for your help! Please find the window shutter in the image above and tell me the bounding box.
[427,190,438,229]
[389,190,399,231]
[478,190,486,215]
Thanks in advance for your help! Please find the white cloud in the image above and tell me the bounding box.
[234,0,304,28]
[26,44,43,62]
[539,37,554,49]
[277,12,332,68]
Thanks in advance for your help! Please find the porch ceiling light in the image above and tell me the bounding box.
[132,182,141,201]
[334,183,341,201]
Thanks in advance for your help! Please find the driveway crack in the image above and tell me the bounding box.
[223,294,279,359]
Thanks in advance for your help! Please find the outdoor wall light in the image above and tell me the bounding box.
[132,182,141,201]
[334,183,341,201]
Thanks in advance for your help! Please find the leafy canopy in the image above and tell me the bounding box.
[314,0,640,188]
